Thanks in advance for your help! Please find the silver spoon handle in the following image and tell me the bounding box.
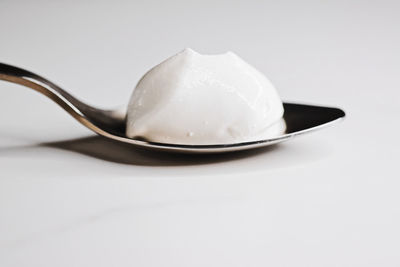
[0,62,90,119]
[0,62,125,135]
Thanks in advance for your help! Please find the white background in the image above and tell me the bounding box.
[0,0,399,266]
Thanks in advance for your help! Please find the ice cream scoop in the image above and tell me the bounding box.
[126,48,284,145]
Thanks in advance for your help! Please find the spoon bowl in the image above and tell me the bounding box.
[0,62,345,153]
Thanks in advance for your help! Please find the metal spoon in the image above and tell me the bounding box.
[0,62,345,153]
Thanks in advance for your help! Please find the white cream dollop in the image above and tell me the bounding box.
[126,48,284,145]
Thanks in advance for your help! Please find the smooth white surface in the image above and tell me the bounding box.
[126,48,284,144]
[0,1,399,266]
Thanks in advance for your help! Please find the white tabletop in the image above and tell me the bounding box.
[1,1,399,266]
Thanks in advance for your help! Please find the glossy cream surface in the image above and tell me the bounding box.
[126,48,284,145]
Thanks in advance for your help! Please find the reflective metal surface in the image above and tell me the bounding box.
[0,62,345,153]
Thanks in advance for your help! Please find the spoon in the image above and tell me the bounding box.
[0,62,345,153]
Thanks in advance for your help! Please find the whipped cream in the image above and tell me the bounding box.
[126,48,284,145]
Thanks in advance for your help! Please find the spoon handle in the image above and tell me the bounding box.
[0,62,125,136]
[0,62,92,118]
